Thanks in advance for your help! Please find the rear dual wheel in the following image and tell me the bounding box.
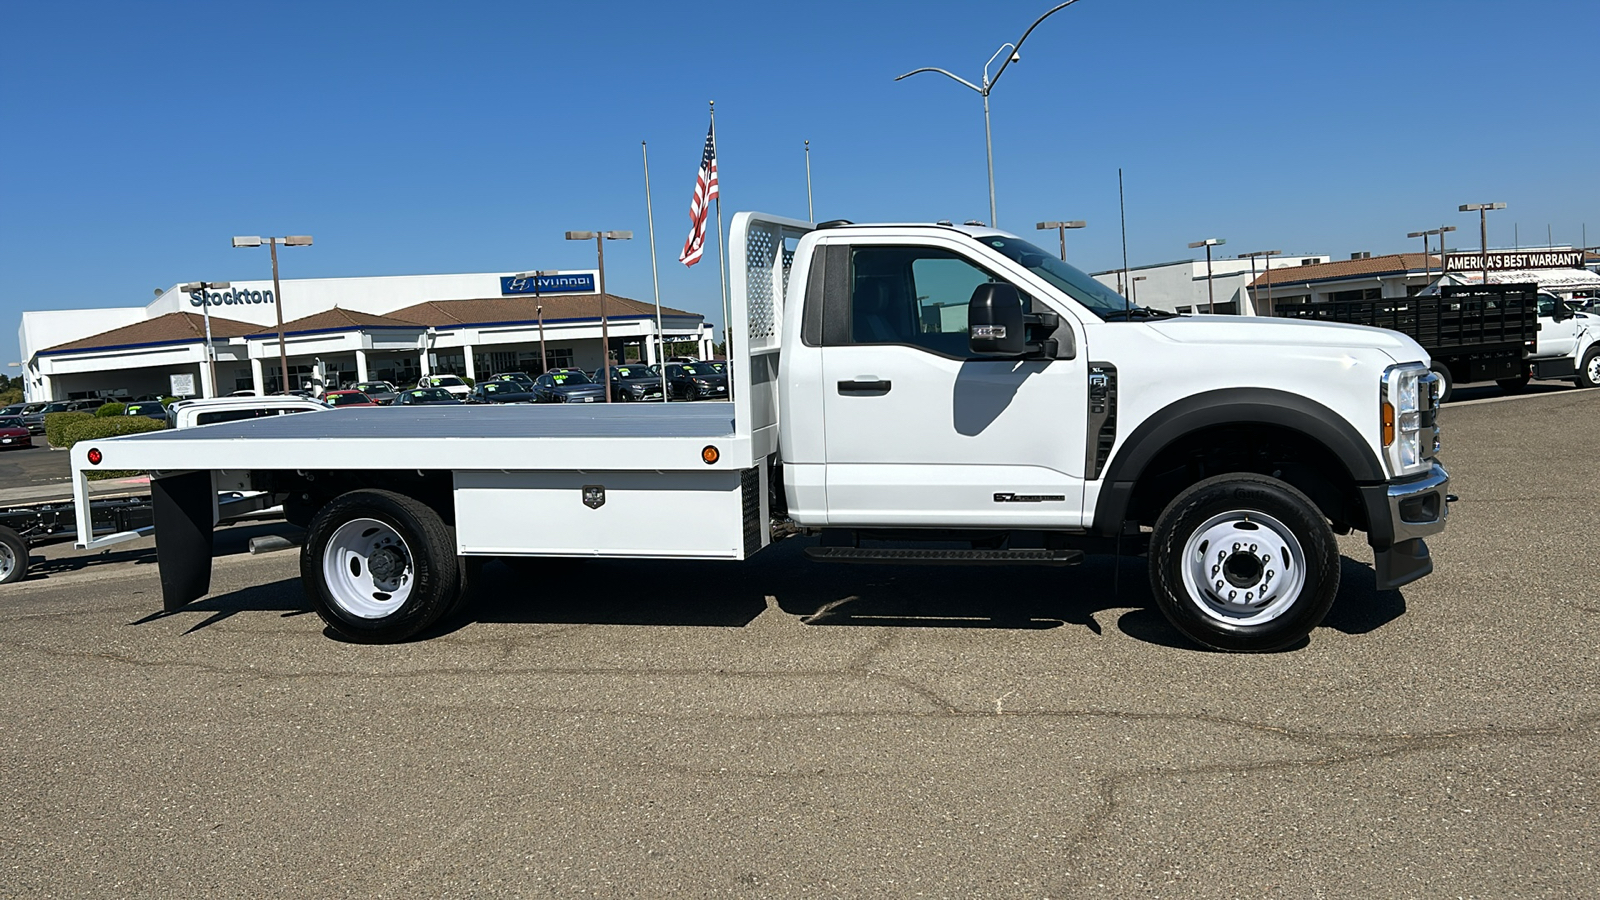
[1149,474,1340,653]
[0,525,28,585]
[302,490,459,643]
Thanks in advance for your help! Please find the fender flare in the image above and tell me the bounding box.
[1090,387,1385,536]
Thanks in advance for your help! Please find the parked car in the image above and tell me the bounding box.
[22,401,79,434]
[468,381,536,404]
[415,374,471,400]
[532,370,606,404]
[167,395,328,428]
[394,387,462,406]
[489,372,537,390]
[352,381,398,405]
[0,416,33,450]
[123,401,171,421]
[593,364,666,402]
[0,403,28,418]
[323,390,378,409]
[664,362,729,401]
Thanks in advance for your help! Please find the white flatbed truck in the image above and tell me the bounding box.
[70,212,1451,652]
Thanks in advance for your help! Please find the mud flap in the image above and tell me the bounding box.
[152,471,214,611]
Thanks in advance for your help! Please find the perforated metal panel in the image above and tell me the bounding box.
[743,223,780,348]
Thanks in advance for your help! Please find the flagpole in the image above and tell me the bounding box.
[642,140,669,402]
[805,140,814,223]
[710,100,732,371]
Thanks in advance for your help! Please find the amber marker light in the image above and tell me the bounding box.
[701,445,720,465]
[1381,403,1396,447]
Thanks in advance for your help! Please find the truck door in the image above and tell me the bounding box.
[1533,293,1581,360]
[819,240,1089,527]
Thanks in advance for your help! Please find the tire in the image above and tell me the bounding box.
[1149,474,1341,653]
[0,525,28,585]
[1579,346,1600,389]
[1496,373,1530,393]
[301,489,460,643]
[1429,362,1453,404]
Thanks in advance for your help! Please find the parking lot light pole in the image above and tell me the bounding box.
[179,281,230,398]
[1238,250,1282,316]
[1187,238,1225,311]
[895,0,1085,227]
[1036,220,1086,261]
[233,235,312,393]
[565,231,633,402]
[1459,203,1506,287]
[513,270,558,373]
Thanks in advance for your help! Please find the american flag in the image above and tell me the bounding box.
[678,121,719,267]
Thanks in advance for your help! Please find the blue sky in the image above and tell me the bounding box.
[2,0,1595,364]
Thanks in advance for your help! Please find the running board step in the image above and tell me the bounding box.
[804,547,1084,566]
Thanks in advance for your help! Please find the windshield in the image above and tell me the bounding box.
[0,417,22,428]
[547,372,592,386]
[425,376,464,387]
[612,366,647,379]
[978,236,1147,320]
[679,364,718,377]
[327,393,369,406]
[481,383,522,394]
[405,388,453,401]
[355,382,390,393]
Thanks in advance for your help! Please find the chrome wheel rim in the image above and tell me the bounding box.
[0,542,16,581]
[1179,510,1307,626]
[321,518,414,619]
[1586,354,1600,384]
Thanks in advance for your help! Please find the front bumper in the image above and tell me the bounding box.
[1360,460,1450,591]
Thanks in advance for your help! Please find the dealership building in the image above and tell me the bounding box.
[18,271,713,402]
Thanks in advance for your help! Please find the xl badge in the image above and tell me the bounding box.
[582,485,606,509]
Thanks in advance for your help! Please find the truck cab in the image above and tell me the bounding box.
[1528,291,1600,387]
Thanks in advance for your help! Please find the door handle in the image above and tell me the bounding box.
[837,378,892,396]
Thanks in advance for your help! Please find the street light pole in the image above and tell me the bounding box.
[565,230,633,402]
[180,281,230,397]
[1238,250,1282,315]
[233,235,312,393]
[1459,202,1506,287]
[1188,238,1225,311]
[513,271,558,373]
[1036,220,1086,261]
[895,0,1085,226]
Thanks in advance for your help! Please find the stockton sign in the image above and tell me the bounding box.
[1444,249,1586,273]
[189,287,274,307]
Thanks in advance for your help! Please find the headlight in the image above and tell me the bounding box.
[1381,363,1436,477]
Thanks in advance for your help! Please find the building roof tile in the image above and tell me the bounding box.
[247,307,424,337]
[40,311,257,355]
[1251,253,1440,288]
[386,294,697,328]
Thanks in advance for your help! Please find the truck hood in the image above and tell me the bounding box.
[1145,315,1425,360]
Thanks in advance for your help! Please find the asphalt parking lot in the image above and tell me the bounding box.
[1,387,1596,898]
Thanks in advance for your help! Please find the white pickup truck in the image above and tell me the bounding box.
[69,212,1450,652]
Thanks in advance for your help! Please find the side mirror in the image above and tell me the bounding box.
[969,283,1027,356]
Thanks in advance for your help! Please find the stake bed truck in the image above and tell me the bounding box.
[70,213,1451,652]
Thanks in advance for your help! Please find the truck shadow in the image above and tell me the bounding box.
[456,539,1408,650]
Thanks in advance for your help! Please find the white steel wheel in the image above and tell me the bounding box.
[1150,473,1340,653]
[302,490,459,643]
[1178,511,1307,627]
[0,526,26,585]
[1580,347,1600,389]
[322,518,415,619]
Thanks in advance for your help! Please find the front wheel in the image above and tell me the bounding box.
[1579,347,1600,389]
[1149,474,1340,652]
[301,490,460,643]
